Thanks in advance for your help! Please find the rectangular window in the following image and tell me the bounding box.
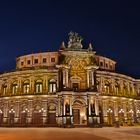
[43,58,46,63]
[51,58,55,62]
[34,59,38,64]
[27,60,31,65]
[21,61,24,66]
[100,62,103,66]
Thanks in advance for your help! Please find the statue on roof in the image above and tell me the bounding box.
[68,31,83,49]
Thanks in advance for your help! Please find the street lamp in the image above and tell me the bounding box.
[129,109,134,125]
[39,108,46,125]
[9,109,15,126]
[136,110,140,123]
[119,109,124,125]
[107,108,113,126]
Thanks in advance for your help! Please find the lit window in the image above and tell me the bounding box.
[43,58,47,63]
[51,58,55,62]
[3,85,7,95]
[12,83,18,94]
[106,63,108,68]
[104,81,110,93]
[35,80,43,93]
[100,62,103,66]
[110,65,112,70]
[27,60,31,65]
[123,83,127,95]
[49,79,57,93]
[34,59,38,64]
[21,61,24,66]
[115,82,119,95]
[23,81,30,94]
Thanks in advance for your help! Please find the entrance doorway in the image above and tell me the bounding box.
[9,113,15,126]
[20,112,27,126]
[32,112,42,126]
[73,109,80,124]
[73,100,87,125]
[72,83,79,91]
[47,104,56,126]
[48,112,56,124]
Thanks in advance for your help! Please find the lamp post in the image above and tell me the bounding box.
[129,109,134,125]
[9,109,15,126]
[107,108,113,126]
[39,108,46,126]
[119,109,124,126]
[136,110,140,123]
[21,108,30,126]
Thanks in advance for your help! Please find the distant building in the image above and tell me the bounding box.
[0,32,140,127]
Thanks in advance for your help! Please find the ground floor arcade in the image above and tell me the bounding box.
[0,92,140,127]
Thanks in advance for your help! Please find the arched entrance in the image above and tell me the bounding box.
[47,103,56,126]
[20,107,29,126]
[32,105,43,126]
[73,100,87,125]
[118,109,125,126]
[107,108,114,126]
[8,108,15,126]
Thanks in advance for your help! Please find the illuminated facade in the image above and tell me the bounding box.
[0,32,140,127]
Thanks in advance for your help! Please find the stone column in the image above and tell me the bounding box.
[65,69,69,87]
[95,98,99,116]
[102,100,108,123]
[88,96,93,125]
[91,70,94,86]
[87,70,90,88]
[18,78,22,95]
[114,101,118,121]
[15,101,20,123]
[63,70,66,87]
[28,99,33,123]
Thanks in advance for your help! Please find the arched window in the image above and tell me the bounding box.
[123,83,127,96]
[49,79,57,93]
[129,85,133,96]
[104,81,110,93]
[23,80,30,94]
[3,84,8,95]
[12,82,18,94]
[114,82,119,95]
[35,79,43,93]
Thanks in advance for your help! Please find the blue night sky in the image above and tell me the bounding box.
[0,0,140,78]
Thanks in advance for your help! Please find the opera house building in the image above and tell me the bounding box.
[0,32,140,127]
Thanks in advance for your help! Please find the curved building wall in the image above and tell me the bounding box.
[95,55,116,71]
[16,52,58,69]
[0,32,139,127]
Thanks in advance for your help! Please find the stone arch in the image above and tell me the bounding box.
[72,98,87,125]
[22,80,30,94]
[34,79,43,93]
[47,100,57,125]
[48,79,57,93]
